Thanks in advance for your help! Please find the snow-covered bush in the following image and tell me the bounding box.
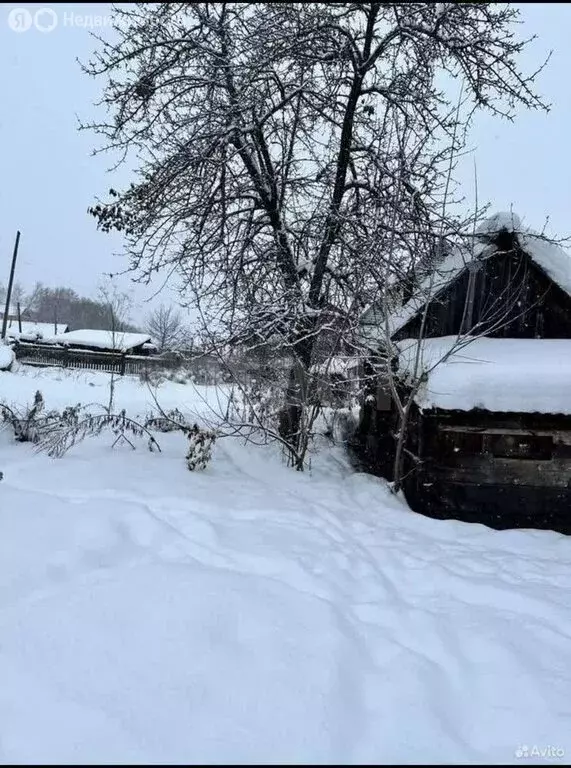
[0,391,83,445]
[1,390,45,443]
[185,424,216,471]
[226,380,283,434]
[146,408,216,470]
[320,405,359,444]
[39,409,161,457]
[186,364,217,385]
[138,367,166,387]
[164,367,194,385]
[145,408,189,433]
[1,393,161,457]
[2,391,51,443]
[170,372,188,384]
[0,344,15,372]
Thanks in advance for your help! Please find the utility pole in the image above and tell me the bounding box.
[17,301,22,333]
[1,231,21,341]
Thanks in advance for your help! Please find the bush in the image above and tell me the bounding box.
[0,391,79,444]
[145,408,216,470]
[138,367,166,387]
[40,409,161,457]
[186,424,216,471]
[164,367,194,385]
[145,408,189,433]
[226,380,283,433]
[171,371,191,384]
[1,392,216,473]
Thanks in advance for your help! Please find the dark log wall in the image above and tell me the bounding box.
[394,249,571,341]
[405,408,571,533]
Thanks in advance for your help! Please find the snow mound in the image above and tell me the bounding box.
[476,211,522,236]
[398,336,571,414]
[0,344,15,370]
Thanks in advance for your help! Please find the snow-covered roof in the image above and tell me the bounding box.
[5,321,68,340]
[475,211,521,236]
[45,329,152,353]
[482,211,571,297]
[360,239,489,345]
[520,231,571,296]
[397,336,571,415]
[360,212,571,345]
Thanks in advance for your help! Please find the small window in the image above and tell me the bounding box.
[485,434,553,460]
[439,430,483,456]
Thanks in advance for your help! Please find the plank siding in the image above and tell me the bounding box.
[394,249,571,341]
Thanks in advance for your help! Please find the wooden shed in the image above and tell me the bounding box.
[355,213,571,533]
[46,329,154,355]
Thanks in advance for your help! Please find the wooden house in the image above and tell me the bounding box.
[46,329,154,355]
[355,212,571,534]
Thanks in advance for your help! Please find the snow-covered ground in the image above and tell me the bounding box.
[1,365,570,764]
[0,362,225,418]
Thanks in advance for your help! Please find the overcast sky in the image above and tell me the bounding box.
[0,3,569,325]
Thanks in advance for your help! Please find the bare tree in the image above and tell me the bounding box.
[98,279,134,413]
[145,304,184,351]
[9,282,25,308]
[83,2,548,466]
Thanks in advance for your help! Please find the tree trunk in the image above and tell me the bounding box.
[278,336,313,469]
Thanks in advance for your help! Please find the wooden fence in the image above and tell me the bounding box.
[12,341,231,382]
[13,342,171,376]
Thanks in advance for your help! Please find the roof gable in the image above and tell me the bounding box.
[359,213,571,345]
